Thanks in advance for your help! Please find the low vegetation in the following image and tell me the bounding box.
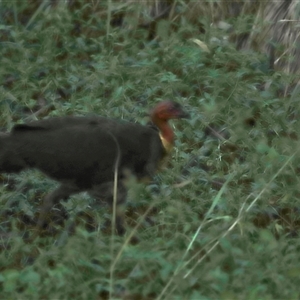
[1,1,300,299]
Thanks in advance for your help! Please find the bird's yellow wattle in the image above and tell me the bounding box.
[159,132,173,154]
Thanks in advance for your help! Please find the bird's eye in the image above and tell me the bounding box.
[167,106,176,113]
[170,107,180,115]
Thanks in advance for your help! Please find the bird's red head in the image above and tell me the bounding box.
[151,100,189,121]
[150,101,189,152]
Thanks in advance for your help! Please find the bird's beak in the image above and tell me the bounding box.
[176,110,190,119]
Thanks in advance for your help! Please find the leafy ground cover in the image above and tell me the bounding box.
[1,2,300,299]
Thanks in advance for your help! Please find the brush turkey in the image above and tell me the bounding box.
[0,101,188,234]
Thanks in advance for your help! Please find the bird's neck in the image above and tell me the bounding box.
[152,116,174,153]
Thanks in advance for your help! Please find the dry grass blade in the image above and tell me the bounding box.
[183,151,297,279]
[156,173,234,300]
[109,132,121,299]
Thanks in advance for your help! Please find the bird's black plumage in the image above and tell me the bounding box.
[0,101,188,234]
[6,119,165,184]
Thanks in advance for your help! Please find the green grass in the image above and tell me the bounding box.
[1,2,300,299]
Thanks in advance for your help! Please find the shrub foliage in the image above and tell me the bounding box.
[1,1,300,299]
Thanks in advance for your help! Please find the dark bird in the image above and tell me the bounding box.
[0,101,189,235]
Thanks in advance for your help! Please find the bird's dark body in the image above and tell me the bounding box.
[3,117,165,186]
[0,101,188,235]
[0,116,165,234]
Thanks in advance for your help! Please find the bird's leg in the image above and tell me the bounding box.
[37,183,80,232]
[89,181,127,235]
